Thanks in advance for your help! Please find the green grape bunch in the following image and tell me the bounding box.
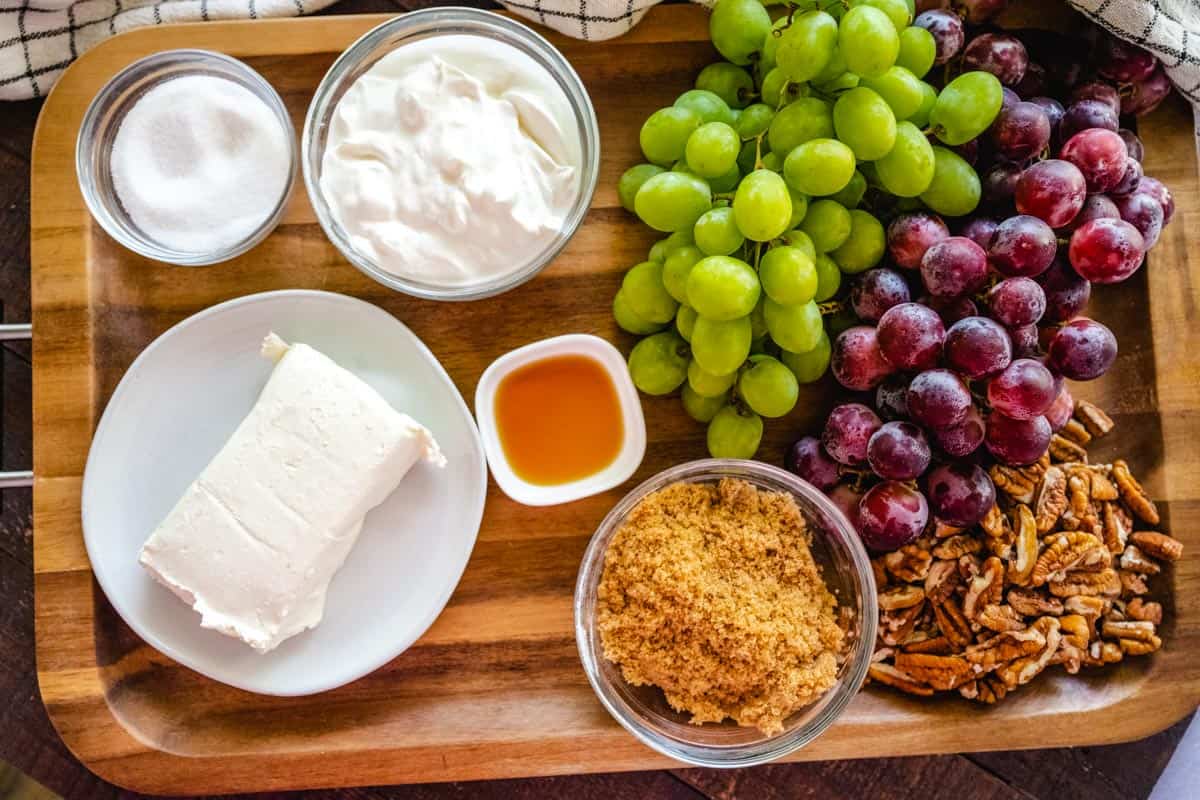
[612,0,1003,460]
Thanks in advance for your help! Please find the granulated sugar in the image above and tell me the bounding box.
[110,74,291,255]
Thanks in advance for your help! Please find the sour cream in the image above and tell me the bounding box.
[319,35,582,289]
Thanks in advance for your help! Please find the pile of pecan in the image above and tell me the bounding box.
[867,400,1183,703]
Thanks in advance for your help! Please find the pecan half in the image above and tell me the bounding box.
[1048,567,1122,598]
[1050,434,1088,463]
[991,464,1038,505]
[1008,504,1038,587]
[932,535,983,560]
[933,521,964,539]
[884,545,933,583]
[1129,531,1183,562]
[1066,467,1091,519]
[932,596,973,649]
[1090,470,1119,502]
[977,603,1026,633]
[879,602,925,647]
[1075,400,1113,437]
[871,557,889,590]
[924,560,961,606]
[1033,532,1110,585]
[1119,569,1150,596]
[1063,595,1108,625]
[1102,501,1131,555]
[963,556,1005,620]
[878,585,926,611]
[1119,545,1161,575]
[1102,619,1163,655]
[868,662,934,696]
[965,623,1050,673]
[960,675,1008,704]
[980,503,1010,539]
[1007,587,1063,616]
[1112,460,1159,525]
[901,635,955,655]
[996,617,1062,689]
[1034,466,1068,534]
[1059,418,1092,446]
[1082,639,1123,667]
[894,652,974,691]
[1051,613,1092,674]
[1126,598,1163,625]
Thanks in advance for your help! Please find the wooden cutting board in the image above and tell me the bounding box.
[30,5,1200,795]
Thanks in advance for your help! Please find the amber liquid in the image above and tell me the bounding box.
[493,354,625,486]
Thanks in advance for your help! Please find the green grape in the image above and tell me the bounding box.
[759,67,802,109]
[733,169,792,242]
[850,0,911,31]
[787,187,809,229]
[693,206,745,256]
[709,0,771,65]
[764,298,823,354]
[798,198,852,252]
[634,172,712,232]
[696,62,755,109]
[685,121,740,178]
[817,71,861,94]
[618,164,665,213]
[706,405,763,459]
[648,239,669,263]
[860,66,924,121]
[830,169,868,208]
[839,5,899,78]
[640,106,701,166]
[662,245,704,304]
[813,252,842,301]
[761,151,783,172]
[627,331,688,395]
[812,45,848,85]
[674,89,737,127]
[908,80,938,128]
[783,229,817,261]
[896,26,936,78]
[783,139,856,197]
[831,209,886,274]
[682,384,729,423]
[776,10,839,83]
[759,246,818,305]
[622,261,679,323]
[664,229,694,253]
[735,103,775,139]
[675,304,698,341]
[691,315,753,375]
[748,296,769,339]
[930,71,1003,146]
[688,359,737,397]
[739,355,800,418]
[686,255,761,320]
[832,87,897,161]
[737,140,758,175]
[920,146,981,216]
[781,330,832,383]
[613,289,666,335]
[875,120,936,197]
[709,165,742,193]
[767,97,834,156]
[761,17,789,73]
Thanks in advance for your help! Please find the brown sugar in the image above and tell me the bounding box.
[597,478,845,735]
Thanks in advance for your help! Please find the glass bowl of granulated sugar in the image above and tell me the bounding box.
[76,49,297,266]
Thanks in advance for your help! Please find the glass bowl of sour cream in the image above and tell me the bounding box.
[303,8,600,301]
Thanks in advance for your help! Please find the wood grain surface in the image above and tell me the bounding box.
[4,0,1195,797]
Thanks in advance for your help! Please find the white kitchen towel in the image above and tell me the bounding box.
[2,0,1200,102]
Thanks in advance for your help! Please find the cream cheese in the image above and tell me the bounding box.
[319,34,582,288]
[138,333,444,653]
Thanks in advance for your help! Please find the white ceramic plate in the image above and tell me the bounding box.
[81,290,486,695]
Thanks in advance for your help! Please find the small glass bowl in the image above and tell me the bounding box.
[76,50,297,266]
[575,459,877,768]
[301,8,600,301]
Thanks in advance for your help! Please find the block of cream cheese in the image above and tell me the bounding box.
[139,333,444,653]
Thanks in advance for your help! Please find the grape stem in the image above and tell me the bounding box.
[818,300,845,316]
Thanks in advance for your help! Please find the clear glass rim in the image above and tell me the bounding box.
[74,49,298,267]
[573,458,878,768]
[301,7,601,301]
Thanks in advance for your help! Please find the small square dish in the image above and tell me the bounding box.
[475,334,646,506]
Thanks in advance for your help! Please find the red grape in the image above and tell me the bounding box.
[1060,100,1119,141]
[1123,64,1172,116]
[1096,35,1157,83]
[987,358,1057,420]
[876,375,911,421]
[958,216,1000,250]
[944,316,1013,379]
[927,294,979,325]
[963,33,1029,86]
[1136,176,1175,224]
[1000,86,1021,110]
[1027,96,1065,143]
[1070,81,1121,114]
[1059,193,1120,236]
[1114,191,1164,248]
[857,481,929,552]
[925,463,996,527]
[822,402,882,467]
[907,368,973,429]
[1015,159,1087,228]
[1048,318,1118,380]
[915,10,965,65]
[1009,323,1041,358]
[868,421,931,481]
[1038,254,1091,322]
[829,484,864,533]
[831,326,895,391]
[990,102,1051,162]
[877,302,946,371]
[988,276,1046,328]
[851,268,912,322]
[921,236,989,298]
[1109,158,1144,198]
[930,404,986,458]
[888,212,950,271]
[985,412,1052,465]
[952,138,981,167]
[1068,217,1145,284]
[987,214,1057,277]
[1013,61,1048,98]
[1118,129,1145,163]
[785,436,840,490]
[982,164,1021,213]
[1044,385,1074,432]
[1060,128,1128,193]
